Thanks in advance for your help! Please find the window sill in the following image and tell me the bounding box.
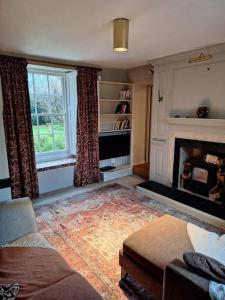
[36,158,76,172]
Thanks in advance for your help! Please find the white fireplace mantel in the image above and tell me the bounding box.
[166,118,225,129]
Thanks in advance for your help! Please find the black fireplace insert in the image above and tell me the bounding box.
[173,138,225,204]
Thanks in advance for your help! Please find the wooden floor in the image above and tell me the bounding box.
[133,163,149,180]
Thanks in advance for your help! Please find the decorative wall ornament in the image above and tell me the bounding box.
[188,52,212,63]
[197,106,209,118]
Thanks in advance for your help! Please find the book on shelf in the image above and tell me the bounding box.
[114,120,121,130]
[114,119,130,130]
[115,101,130,114]
[122,119,129,129]
[119,89,130,100]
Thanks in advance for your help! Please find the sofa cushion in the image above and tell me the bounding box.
[0,198,37,245]
[123,214,194,283]
[0,247,102,299]
[1,233,52,249]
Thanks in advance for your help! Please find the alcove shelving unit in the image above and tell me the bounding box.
[98,80,133,133]
[97,80,134,181]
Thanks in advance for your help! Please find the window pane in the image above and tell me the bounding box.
[39,135,54,152]
[31,115,37,126]
[50,95,64,113]
[33,135,39,153]
[38,115,51,126]
[28,73,34,94]
[30,95,36,113]
[49,75,62,96]
[38,116,52,135]
[54,134,66,151]
[52,115,65,133]
[36,95,49,113]
[34,74,48,95]
[32,116,38,136]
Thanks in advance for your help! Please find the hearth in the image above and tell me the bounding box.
[173,138,225,206]
[137,138,225,221]
[137,180,225,220]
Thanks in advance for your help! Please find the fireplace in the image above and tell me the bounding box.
[173,138,225,206]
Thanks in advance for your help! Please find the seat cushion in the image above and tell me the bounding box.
[123,214,194,282]
[0,247,102,299]
[1,233,52,249]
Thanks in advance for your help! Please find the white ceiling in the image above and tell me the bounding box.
[0,0,225,68]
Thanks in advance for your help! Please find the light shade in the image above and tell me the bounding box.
[113,18,129,52]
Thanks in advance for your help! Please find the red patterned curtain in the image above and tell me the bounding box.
[0,55,39,199]
[75,67,100,186]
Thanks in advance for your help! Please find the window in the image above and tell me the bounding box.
[28,66,77,163]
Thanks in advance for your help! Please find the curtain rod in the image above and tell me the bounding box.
[27,58,102,71]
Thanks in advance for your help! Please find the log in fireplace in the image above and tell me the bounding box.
[173,138,225,206]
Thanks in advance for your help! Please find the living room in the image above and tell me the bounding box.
[0,1,225,299]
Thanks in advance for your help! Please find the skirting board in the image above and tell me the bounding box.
[137,186,225,229]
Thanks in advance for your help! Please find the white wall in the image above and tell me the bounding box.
[100,68,128,82]
[127,65,153,165]
[127,64,153,85]
[0,79,11,200]
[132,85,149,165]
[171,61,225,118]
[38,166,75,194]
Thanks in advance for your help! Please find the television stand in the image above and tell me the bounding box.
[100,164,132,182]
[100,166,116,172]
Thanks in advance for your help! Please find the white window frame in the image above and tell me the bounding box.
[28,67,75,163]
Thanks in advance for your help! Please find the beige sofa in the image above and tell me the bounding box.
[0,198,102,299]
[0,197,50,247]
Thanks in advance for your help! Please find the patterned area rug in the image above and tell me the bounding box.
[35,183,223,300]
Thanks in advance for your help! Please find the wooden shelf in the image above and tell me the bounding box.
[100,113,132,116]
[100,129,132,133]
[100,99,132,102]
[98,80,132,86]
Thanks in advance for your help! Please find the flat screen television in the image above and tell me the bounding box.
[99,133,130,160]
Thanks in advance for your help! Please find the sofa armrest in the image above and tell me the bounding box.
[0,197,37,245]
[163,259,210,300]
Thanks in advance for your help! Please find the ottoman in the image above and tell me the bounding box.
[119,214,194,299]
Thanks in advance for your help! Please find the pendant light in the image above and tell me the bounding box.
[113,18,129,52]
